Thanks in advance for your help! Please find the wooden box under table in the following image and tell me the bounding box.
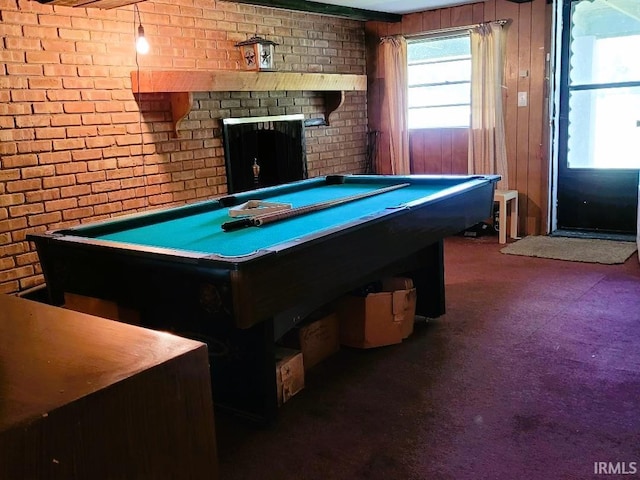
[0,294,218,480]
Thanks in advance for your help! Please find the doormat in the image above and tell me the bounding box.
[500,235,637,264]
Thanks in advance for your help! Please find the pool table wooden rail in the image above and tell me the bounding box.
[28,174,499,423]
[30,175,498,331]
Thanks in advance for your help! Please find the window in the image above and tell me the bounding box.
[407,34,471,129]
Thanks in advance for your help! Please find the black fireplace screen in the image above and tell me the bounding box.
[222,114,307,193]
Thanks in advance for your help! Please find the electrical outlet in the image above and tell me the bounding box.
[517,92,528,107]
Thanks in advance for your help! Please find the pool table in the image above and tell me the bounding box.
[29,174,499,422]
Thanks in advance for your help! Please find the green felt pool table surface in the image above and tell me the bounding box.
[71,175,482,258]
[29,173,499,423]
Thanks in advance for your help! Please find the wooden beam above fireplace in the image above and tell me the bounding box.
[223,0,401,22]
[131,70,366,94]
[130,70,367,137]
[31,0,401,20]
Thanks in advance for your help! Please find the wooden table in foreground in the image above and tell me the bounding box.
[0,294,218,480]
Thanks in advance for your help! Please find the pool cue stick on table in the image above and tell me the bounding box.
[221,182,411,232]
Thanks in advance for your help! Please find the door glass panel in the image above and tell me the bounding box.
[570,0,640,85]
[567,87,640,169]
[567,0,640,169]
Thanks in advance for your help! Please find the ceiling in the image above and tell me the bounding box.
[310,0,481,15]
[228,0,484,22]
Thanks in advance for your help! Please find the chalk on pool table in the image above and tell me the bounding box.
[227,200,292,218]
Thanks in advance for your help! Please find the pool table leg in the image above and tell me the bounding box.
[138,299,279,424]
[403,240,445,318]
[181,317,279,425]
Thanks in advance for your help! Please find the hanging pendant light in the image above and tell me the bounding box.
[134,4,149,55]
[136,24,149,55]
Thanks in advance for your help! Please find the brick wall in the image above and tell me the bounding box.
[0,0,368,295]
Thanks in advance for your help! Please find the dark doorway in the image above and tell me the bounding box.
[556,0,639,235]
[222,114,307,194]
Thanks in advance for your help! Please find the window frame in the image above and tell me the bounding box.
[407,32,472,130]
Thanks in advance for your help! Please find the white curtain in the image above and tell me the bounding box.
[380,35,410,175]
[468,22,509,190]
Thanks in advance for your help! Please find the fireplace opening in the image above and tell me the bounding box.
[222,114,307,194]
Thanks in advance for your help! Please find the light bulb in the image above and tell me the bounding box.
[136,24,149,55]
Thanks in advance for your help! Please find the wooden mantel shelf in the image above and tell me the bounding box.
[131,70,367,137]
[131,70,367,93]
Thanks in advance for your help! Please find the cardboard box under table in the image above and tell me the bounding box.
[275,347,305,406]
[337,278,417,349]
[280,312,340,370]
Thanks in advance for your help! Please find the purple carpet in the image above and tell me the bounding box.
[216,236,640,480]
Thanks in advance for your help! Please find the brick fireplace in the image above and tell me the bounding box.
[222,114,307,193]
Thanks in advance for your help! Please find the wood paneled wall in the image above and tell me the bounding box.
[366,0,552,236]
[409,129,469,175]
